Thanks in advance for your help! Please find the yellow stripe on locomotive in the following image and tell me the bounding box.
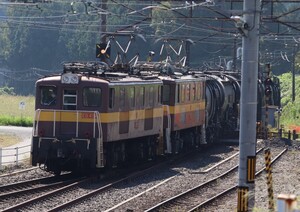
[35,108,164,123]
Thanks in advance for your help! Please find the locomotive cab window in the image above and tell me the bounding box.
[109,88,115,109]
[149,86,154,106]
[158,85,162,104]
[120,87,126,107]
[40,86,57,106]
[129,87,135,108]
[63,90,77,110]
[181,84,185,102]
[191,83,196,101]
[140,87,145,106]
[83,87,101,107]
[162,85,170,104]
[186,84,190,101]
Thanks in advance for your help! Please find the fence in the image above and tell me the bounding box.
[0,144,31,170]
[257,129,299,140]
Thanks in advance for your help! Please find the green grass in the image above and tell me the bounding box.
[278,73,300,132]
[0,94,35,127]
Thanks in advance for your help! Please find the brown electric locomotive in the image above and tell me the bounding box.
[31,62,166,174]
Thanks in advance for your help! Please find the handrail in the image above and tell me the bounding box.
[0,144,31,170]
[94,111,104,167]
[32,109,104,168]
[33,109,103,139]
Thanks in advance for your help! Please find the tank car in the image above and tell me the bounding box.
[203,71,241,142]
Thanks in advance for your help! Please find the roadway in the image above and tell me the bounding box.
[0,126,32,167]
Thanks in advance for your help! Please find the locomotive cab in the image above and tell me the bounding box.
[32,73,107,174]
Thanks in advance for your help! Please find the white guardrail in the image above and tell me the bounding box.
[0,144,31,170]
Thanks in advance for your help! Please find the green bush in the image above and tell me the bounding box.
[0,86,16,95]
[278,73,300,129]
[0,115,33,127]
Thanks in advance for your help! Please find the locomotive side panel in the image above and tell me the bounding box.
[106,82,163,141]
[164,79,206,131]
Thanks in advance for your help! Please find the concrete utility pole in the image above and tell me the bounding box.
[100,0,107,43]
[185,0,193,67]
[292,44,298,102]
[237,0,261,211]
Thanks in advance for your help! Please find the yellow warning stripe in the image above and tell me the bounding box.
[35,102,205,124]
[237,187,248,212]
[247,156,256,183]
[35,108,163,123]
[167,102,205,114]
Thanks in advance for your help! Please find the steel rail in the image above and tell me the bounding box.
[187,148,288,212]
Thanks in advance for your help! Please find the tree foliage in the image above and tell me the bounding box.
[0,86,15,95]
[0,2,102,70]
[151,2,177,37]
[0,1,298,96]
[278,72,300,127]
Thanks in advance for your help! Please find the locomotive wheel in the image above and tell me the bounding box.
[146,136,157,161]
[171,132,182,154]
[53,167,61,176]
[138,143,146,160]
[106,142,126,168]
[104,144,114,168]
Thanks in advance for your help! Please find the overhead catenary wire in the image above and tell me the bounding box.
[0,1,298,39]
[0,0,298,69]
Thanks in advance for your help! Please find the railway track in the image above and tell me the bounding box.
[144,148,287,212]
[0,143,246,211]
[189,148,288,212]
[0,173,84,211]
[1,176,88,212]
[0,148,202,211]
[0,167,39,178]
[0,173,80,200]
[45,150,202,211]
[53,144,240,211]
[98,147,261,212]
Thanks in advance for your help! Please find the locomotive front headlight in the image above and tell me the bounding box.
[62,75,70,83]
[70,75,79,84]
[61,73,79,84]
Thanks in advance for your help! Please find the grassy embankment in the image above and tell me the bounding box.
[278,73,300,133]
[0,94,34,127]
[0,94,34,147]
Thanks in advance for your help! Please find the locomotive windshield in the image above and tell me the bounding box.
[83,87,102,107]
[40,86,57,106]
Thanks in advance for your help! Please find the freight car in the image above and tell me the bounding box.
[31,61,280,175]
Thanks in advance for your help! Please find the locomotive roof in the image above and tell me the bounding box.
[37,61,234,86]
[35,71,162,86]
[159,74,206,83]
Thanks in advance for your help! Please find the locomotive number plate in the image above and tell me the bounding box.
[81,113,94,119]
